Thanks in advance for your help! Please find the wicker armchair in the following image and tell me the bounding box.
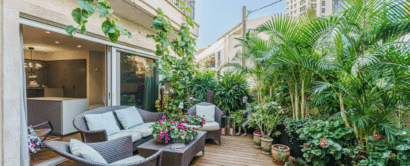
[45,136,162,166]
[73,106,164,151]
[188,102,223,146]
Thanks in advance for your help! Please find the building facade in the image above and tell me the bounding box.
[0,0,199,165]
[195,15,273,74]
[285,0,345,17]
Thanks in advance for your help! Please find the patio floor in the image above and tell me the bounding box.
[30,133,275,166]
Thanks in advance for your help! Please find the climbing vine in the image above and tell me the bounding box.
[147,0,198,119]
[66,0,132,43]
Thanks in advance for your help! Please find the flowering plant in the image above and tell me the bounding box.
[150,116,198,143]
[180,113,205,126]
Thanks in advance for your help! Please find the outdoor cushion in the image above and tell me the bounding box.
[84,112,121,136]
[111,155,145,164]
[115,107,144,129]
[70,139,108,164]
[127,122,155,137]
[196,105,216,122]
[108,131,142,142]
[198,121,220,131]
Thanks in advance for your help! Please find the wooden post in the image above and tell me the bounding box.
[206,90,213,104]
[160,88,164,112]
[242,6,246,66]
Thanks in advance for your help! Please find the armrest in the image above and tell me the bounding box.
[138,109,165,123]
[82,130,108,143]
[215,108,224,128]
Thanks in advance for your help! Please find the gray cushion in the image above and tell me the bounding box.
[111,155,145,164]
[196,105,215,122]
[70,139,108,164]
[126,122,155,137]
[198,121,220,131]
[115,107,144,129]
[84,112,121,136]
[108,131,142,142]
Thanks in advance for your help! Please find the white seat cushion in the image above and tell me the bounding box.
[127,122,155,137]
[196,105,216,122]
[115,107,144,129]
[198,121,220,131]
[70,139,107,164]
[85,112,121,136]
[108,131,142,142]
[111,155,145,164]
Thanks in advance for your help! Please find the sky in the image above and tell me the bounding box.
[194,0,288,50]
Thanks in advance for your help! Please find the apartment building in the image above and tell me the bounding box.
[285,0,345,17]
[0,0,198,165]
[195,15,273,74]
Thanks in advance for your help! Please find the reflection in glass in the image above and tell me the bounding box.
[120,52,158,111]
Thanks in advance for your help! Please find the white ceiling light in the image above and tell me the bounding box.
[55,41,59,44]
[45,31,51,34]
[77,45,82,48]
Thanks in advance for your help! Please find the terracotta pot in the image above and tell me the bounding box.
[271,144,290,164]
[253,132,262,149]
[261,137,273,155]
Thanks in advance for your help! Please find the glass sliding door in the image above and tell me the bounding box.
[117,51,158,111]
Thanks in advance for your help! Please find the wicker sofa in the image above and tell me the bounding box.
[45,136,163,166]
[73,106,164,151]
[188,102,224,146]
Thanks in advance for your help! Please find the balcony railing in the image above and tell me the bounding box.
[167,0,195,20]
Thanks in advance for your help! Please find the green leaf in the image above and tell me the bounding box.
[329,143,342,151]
[97,1,113,18]
[80,25,87,33]
[108,30,120,43]
[101,19,116,35]
[396,144,410,151]
[65,25,78,36]
[78,0,95,17]
[72,8,85,25]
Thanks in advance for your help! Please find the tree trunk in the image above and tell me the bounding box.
[270,83,273,100]
[287,80,295,120]
[339,92,350,128]
[295,82,299,120]
[301,75,305,119]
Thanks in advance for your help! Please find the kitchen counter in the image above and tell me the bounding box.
[27,97,88,135]
[28,97,83,101]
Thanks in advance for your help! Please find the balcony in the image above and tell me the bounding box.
[167,0,196,20]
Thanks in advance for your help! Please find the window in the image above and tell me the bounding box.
[300,0,306,5]
[312,4,317,9]
[300,6,307,12]
[322,1,325,6]
[332,0,344,13]
[322,8,325,13]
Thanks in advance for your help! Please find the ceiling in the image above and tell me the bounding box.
[23,25,105,53]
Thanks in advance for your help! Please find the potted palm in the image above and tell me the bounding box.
[249,102,281,154]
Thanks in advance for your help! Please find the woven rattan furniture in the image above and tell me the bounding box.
[45,136,163,166]
[137,131,206,166]
[32,121,53,142]
[188,102,223,146]
[73,106,164,151]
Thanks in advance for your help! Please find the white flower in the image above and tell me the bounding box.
[170,89,174,94]
[161,86,165,89]
[403,131,407,135]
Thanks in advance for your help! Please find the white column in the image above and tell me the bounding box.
[2,8,23,165]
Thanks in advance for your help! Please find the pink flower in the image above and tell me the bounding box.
[155,121,158,124]
[310,120,313,123]
[170,89,174,94]
[303,143,307,146]
[373,134,381,140]
[280,115,283,118]
[320,138,327,147]
[162,116,167,120]
[315,114,317,116]
[169,127,173,131]
[203,115,205,117]
[161,86,165,89]
[170,120,175,124]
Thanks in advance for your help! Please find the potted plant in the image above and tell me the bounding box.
[249,102,282,154]
[272,144,290,164]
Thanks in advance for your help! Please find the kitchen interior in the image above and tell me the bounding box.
[23,25,106,136]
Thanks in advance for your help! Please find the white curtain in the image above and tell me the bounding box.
[20,24,29,166]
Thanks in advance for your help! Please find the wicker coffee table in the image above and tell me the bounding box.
[137,131,206,166]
